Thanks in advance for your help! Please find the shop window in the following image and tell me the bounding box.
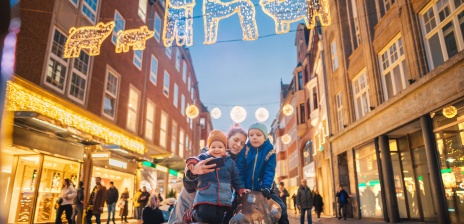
[103,70,119,119]
[420,0,464,70]
[378,35,407,101]
[352,70,370,120]
[45,29,68,92]
[127,86,140,132]
[160,111,168,148]
[355,144,383,218]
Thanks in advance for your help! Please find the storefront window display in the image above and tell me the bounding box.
[34,156,80,223]
[355,144,383,218]
[92,167,135,219]
[433,101,464,223]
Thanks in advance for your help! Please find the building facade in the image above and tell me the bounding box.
[0,0,209,223]
[322,0,464,223]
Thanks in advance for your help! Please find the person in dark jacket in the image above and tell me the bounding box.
[313,190,324,221]
[292,193,299,214]
[72,181,84,224]
[183,130,249,223]
[278,182,290,207]
[336,186,350,220]
[142,195,165,224]
[119,187,130,223]
[138,186,151,216]
[85,177,107,224]
[296,179,313,224]
[105,181,119,224]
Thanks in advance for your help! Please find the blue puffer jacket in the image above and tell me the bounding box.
[191,153,244,207]
[236,139,276,191]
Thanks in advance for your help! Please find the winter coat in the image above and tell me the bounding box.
[120,192,129,216]
[279,187,289,206]
[138,191,150,207]
[296,185,313,209]
[336,189,349,204]
[142,206,165,224]
[61,185,77,205]
[106,187,119,204]
[133,191,142,207]
[91,185,107,214]
[186,152,244,207]
[236,139,276,191]
[73,186,84,206]
[313,194,324,212]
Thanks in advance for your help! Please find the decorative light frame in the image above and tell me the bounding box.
[64,21,115,58]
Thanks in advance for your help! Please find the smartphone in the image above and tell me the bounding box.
[205,157,225,168]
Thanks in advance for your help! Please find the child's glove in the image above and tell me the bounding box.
[237,188,250,197]
[261,188,271,199]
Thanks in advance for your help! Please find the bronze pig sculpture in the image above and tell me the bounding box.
[229,191,281,224]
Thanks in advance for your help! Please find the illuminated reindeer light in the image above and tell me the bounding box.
[64,21,115,58]
[260,0,331,34]
[115,26,154,53]
[163,0,196,47]
[203,0,258,44]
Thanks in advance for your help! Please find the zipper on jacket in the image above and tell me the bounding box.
[216,168,221,205]
[251,147,259,191]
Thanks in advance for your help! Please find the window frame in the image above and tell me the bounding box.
[175,48,181,71]
[138,0,147,23]
[378,34,407,101]
[154,13,161,42]
[68,51,90,104]
[150,55,158,85]
[127,86,140,132]
[336,92,344,131]
[145,100,155,140]
[352,69,371,120]
[172,121,178,154]
[112,10,125,45]
[160,111,168,148]
[179,128,185,158]
[82,0,98,24]
[331,40,339,71]
[166,46,172,58]
[45,28,69,94]
[133,50,143,70]
[102,68,120,120]
[163,70,170,97]
[173,83,179,108]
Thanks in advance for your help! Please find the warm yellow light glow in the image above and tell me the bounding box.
[443,106,458,118]
[116,26,154,53]
[282,104,294,116]
[211,107,221,119]
[230,106,247,123]
[255,107,269,122]
[163,0,196,47]
[203,0,258,44]
[186,105,200,119]
[5,82,145,154]
[260,0,331,34]
[64,21,115,58]
[281,134,291,144]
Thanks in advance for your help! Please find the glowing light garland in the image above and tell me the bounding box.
[282,104,294,116]
[116,26,154,53]
[443,106,457,118]
[5,82,146,154]
[255,107,269,122]
[211,107,222,119]
[163,0,196,47]
[203,0,258,44]
[281,134,291,144]
[230,106,247,123]
[64,21,115,58]
[260,0,331,34]
[186,105,200,118]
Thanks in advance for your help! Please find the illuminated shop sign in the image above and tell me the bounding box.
[109,159,127,169]
[92,152,110,160]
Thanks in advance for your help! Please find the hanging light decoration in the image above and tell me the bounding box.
[443,106,458,118]
[281,134,291,144]
[282,104,294,116]
[255,107,269,122]
[186,105,199,119]
[211,107,222,119]
[230,106,247,123]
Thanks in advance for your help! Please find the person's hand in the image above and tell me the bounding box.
[237,188,250,197]
[261,188,271,199]
[191,158,217,175]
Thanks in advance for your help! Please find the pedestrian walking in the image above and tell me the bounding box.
[106,181,119,224]
[313,190,323,221]
[278,182,289,207]
[119,187,130,223]
[336,186,350,220]
[291,193,299,214]
[72,181,84,224]
[141,195,165,224]
[296,179,313,224]
[56,178,77,224]
[133,189,142,219]
[85,177,107,224]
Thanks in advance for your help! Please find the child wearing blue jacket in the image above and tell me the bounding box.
[183,130,249,223]
[235,122,290,224]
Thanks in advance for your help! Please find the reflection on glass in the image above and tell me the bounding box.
[391,150,408,218]
[355,144,383,218]
[400,151,420,219]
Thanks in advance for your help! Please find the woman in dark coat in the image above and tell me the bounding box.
[141,195,165,224]
[313,190,324,221]
[119,187,129,223]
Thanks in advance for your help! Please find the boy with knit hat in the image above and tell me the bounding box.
[235,122,290,224]
[183,130,250,223]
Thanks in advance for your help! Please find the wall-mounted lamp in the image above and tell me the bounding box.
[408,79,416,84]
